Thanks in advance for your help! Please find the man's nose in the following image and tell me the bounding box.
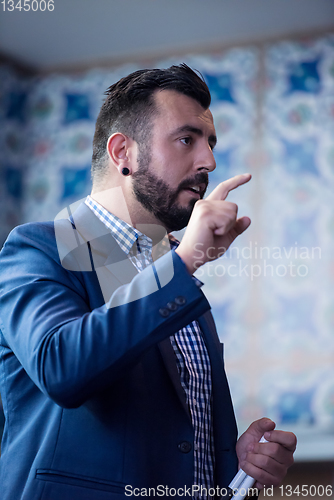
[195,144,216,173]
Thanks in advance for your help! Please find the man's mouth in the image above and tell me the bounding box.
[183,183,206,198]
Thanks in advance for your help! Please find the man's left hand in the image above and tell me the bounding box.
[236,417,297,490]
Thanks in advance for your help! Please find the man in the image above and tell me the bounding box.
[0,64,296,500]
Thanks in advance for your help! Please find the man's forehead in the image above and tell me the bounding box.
[153,89,214,129]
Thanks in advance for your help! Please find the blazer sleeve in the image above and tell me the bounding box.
[0,222,211,409]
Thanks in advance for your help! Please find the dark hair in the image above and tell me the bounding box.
[91,63,211,182]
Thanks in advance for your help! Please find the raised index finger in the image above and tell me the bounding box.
[207,173,252,201]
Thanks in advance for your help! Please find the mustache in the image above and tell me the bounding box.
[176,172,209,196]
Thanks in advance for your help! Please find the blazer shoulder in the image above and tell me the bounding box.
[2,217,87,266]
[0,219,88,296]
[2,220,58,255]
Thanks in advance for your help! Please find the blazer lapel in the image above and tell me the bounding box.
[198,311,222,355]
[158,338,191,422]
[198,311,238,484]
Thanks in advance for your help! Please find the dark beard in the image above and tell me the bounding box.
[132,166,208,232]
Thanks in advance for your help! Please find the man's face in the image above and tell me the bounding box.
[132,90,217,232]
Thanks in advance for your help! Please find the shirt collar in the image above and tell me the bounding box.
[85,195,152,255]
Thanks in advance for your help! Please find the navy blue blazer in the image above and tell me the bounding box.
[0,203,238,500]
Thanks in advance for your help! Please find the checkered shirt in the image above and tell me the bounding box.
[85,196,215,498]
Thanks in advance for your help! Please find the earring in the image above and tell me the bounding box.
[122,167,130,176]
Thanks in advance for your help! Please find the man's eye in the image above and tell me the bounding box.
[180,137,191,145]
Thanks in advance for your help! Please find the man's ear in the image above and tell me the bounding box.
[106,133,134,174]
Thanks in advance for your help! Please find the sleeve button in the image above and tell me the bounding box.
[159,308,170,317]
[175,296,186,305]
[167,301,178,311]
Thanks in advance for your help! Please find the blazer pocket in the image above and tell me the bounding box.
[36,469,126,494]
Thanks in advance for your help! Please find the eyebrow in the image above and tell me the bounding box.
[173,125,217,149]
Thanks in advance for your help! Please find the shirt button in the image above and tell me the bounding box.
[175,296,186,305]
[158,308,170,318]
[193,398,197,405]
[167,301,178,311]
[178,441,192,453]
[194,443,198,450]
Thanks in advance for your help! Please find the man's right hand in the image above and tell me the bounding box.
[175,173,252,275]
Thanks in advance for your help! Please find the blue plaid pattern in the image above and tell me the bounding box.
[85,196,215,498]
[170,327,215,498]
